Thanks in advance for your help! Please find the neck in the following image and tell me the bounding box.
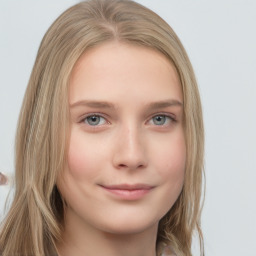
[57,210,158,256]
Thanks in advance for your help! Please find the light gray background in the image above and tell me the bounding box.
[0,0,255,255]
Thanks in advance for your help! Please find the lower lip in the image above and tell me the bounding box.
[101,187,152,200]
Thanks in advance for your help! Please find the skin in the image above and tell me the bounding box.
[57,42,186,256]
[0,173,8,185]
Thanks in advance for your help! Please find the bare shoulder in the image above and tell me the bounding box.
[161,245,177,256]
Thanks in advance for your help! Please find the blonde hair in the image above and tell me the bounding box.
[0,0,204,255]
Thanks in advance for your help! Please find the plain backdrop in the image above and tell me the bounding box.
[0,0,255,255]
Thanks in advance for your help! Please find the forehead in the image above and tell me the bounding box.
[69,41,182,105]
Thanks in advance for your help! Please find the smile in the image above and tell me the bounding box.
[99,184,154,201]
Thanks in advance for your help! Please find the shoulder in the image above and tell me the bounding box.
[161,246,177,256]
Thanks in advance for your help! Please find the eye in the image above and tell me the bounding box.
[149,114,174,126]
[83,115,107,126]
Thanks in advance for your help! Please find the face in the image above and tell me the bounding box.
[57,42,186,235]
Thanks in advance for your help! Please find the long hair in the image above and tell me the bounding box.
[0,0,204,255]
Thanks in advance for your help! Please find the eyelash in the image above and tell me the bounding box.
[80,113,109,126]
[148,114,176,126]
[79,113,176,128]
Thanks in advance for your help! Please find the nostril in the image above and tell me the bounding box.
[117,162,146,170]
[113,134,147,170]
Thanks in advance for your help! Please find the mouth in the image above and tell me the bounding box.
[99,184,154,200]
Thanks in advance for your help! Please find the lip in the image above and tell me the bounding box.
[99,184,154,200]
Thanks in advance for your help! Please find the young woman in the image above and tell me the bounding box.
[0,0,204,255]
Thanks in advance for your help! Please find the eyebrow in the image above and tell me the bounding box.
[70,99,183,109]
[70,100,115,109]
[146,99,183,110]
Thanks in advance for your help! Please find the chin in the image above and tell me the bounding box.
[93,211,161,236]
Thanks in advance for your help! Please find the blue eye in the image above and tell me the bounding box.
[84,115,106,126]
[150,115,172,126]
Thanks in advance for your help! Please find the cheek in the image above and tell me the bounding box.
[146,132,186,221]
[167,139,186,177]
[68,136,88,177]
[153,132,186,198]
[155,133,186,175]
[66,128,112,183]
[68,145,87,177]
[67,129,100,179]
[169,135,186,180]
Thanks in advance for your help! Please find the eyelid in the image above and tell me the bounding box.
[79,112,110,125]
[148,112,176,120]
[146,112,177,125]
[77,112,177,127]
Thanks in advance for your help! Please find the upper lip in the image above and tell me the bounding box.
[100,184,154,190]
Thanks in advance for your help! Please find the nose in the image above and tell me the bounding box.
[112,125,147,171]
